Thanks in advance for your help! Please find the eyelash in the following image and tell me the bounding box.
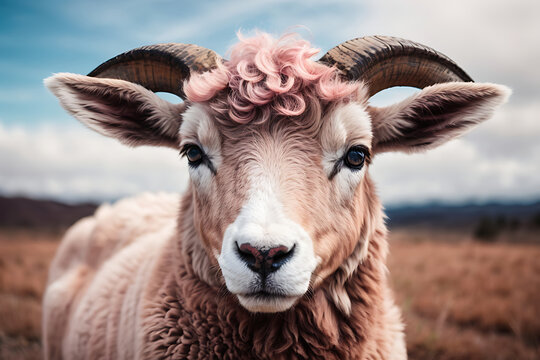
[180,144,217,174]
[180,144,202,163]
[329,145,371,180]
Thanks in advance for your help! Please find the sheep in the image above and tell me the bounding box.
[43,32,510,359]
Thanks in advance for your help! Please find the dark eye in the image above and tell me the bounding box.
[185,145,203,165]
[344,146,366,169]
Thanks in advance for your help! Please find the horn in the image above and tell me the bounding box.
[88,43,220,98]
[318,36,473,97]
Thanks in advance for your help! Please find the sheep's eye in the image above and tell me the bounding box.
[185,145,203,165]
[344,146,366,169]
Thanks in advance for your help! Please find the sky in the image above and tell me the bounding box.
[1,0,539,206]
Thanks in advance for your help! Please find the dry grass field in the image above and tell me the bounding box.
[389,229,540,359]
[0,228,538,359]
[0,230,58,360]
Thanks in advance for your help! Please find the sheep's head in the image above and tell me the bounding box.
[46,33,509,313]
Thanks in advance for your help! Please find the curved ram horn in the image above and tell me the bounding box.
[319,36,473,97]
[88,43,220,98]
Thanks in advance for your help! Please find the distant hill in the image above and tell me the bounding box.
[386,201,540,230]
[0,196,98,230]
[1,195,540,233]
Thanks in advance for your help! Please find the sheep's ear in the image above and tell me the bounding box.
[368,82,511,154]
[45,73,185,148]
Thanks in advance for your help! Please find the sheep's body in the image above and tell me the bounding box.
[44,192,406,359]
[43,193,179,359]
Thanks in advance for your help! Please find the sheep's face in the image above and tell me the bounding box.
[180,100,375,313]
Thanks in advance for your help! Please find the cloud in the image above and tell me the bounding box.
[1,99,539,206]
[1,0,539,205]
[370,101,540,205]
[339,0,540,101]
[0,124,189,202]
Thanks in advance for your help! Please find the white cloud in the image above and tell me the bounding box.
[0,124,189,202]
[2,98,539,206]
[2,0,539,205]
[325,0,540,101]
[370,101,540,205]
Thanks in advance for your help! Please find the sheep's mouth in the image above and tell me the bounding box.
[236,291,300,313]
[241,290,296,300]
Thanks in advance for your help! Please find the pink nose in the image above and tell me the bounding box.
[236,242,295,276]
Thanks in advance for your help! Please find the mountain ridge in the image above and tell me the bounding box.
[1,195,539,231]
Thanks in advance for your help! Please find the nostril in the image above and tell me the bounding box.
[236,242,262,272]
[267,244,295,272]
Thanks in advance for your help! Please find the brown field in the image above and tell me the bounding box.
[0,228,539,359]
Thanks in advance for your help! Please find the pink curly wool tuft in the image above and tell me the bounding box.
[184,32,359,124]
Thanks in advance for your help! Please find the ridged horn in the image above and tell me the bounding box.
[88,43,220,98]
[319,36,473,97]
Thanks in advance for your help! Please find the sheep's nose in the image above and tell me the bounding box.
[236,242,295,276]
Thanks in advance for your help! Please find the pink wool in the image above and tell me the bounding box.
[184,32,359,124]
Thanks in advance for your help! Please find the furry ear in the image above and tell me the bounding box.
[368,82,511,154]
[45,73,186,148]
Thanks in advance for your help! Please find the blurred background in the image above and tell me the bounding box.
[0,0,539,359]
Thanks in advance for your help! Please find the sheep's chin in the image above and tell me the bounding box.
[237,294,299,313]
